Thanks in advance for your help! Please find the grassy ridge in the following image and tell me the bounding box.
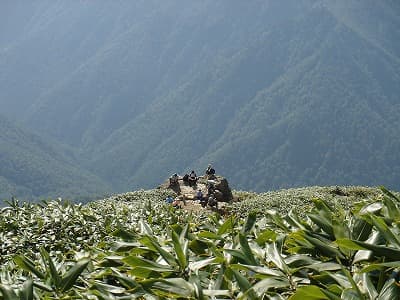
[1,186,399,299]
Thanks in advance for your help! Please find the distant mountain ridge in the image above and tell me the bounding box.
[0,115,109,200]
[0,1,399,198]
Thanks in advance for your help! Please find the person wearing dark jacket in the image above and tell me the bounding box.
[188,170,197,187]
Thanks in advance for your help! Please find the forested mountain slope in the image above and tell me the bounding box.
[0,115,109,200]
[0,1,399,197]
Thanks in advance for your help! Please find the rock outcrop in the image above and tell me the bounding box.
[158,174,233,203]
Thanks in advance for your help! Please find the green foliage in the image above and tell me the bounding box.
[1,186,400,299]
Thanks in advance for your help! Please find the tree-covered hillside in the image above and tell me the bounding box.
[0,1,399,198]
[0,116,110,200]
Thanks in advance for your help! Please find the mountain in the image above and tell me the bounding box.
[0,115,110,201]
[0,1,399,196]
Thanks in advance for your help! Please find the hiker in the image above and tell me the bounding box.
[182,173,189,185]
[205,164,216,178]
[197,189,207,208]
[172,198,182,209]
[196,189,204,201]
[165,195,174,204]
[208,193,218,209]
[169,173,179,186]
[200,197,208,208]
[207,181,215,195]
[188,170,198,187]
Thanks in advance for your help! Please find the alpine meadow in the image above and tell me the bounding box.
[1,1,400,299]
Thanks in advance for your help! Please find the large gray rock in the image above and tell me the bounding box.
[158,174,233,202]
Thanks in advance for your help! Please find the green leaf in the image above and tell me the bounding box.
[341,265,364,299]
[180,223,190,240]
[14,255,45,280]
[341,289,360,300]
[32,282,53,292]
[366,214,400,247]
[140,235,177,267]
[239,233,258,266]
[336,239,400,261]
[171,230,188,270]
[123,256,174,273]
[382,195,400,220]
[353,231,382,263]
[255,229,277,245]
[244,278,290,299]
[266,242,290,274]
[140,278,194,297]
[324,273,352,289]
[361,261,400,273]
[308,213,334,237]
[0,285,18,300]
[242,212,256,233]
[89,281,127,295]
[354,273,378,300]
[303,233,345,259]
[99,255,124,267]
[230,264,285,277]
[197,231,223,240]
[189,239,209,255]
[303,262,342,272]
[332,218,349,240]
[139,220,153,235]
[359,202,383,215]
[378,278,400,299]
[112,269,139,289]
[351,218,373,241]
[129,267,164,279]
[225,249,252,264]
[189,257,217,272]
[60,258,90,292]
[285,211,309,230]
[113,241,140,252]
[202,289,231,297]
[217,216,235,235]
[267,211,290,232]
[231,269,258,299]
[288,285,330,300]
[40,247,61,288]
[19,279,34,300]
[380,186,400,203]
[112,228,137,241]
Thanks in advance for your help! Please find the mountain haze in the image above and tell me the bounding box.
[0,115,109,200]
[0,1,399,198]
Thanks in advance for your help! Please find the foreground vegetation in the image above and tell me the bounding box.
[1,186,399,299]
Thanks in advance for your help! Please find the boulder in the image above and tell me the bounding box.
[159,174,233,203]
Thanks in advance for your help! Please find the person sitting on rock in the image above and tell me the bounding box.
[207,182,215,195]
[169,173,179,186]
[182,173,189,185]
[172,199,182,209]
[196,189,204,202]
[165,195,174,204]
[208,193,218,209]
[188,170,198,187]
[205,164,216,178]
[200,197,208,208]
